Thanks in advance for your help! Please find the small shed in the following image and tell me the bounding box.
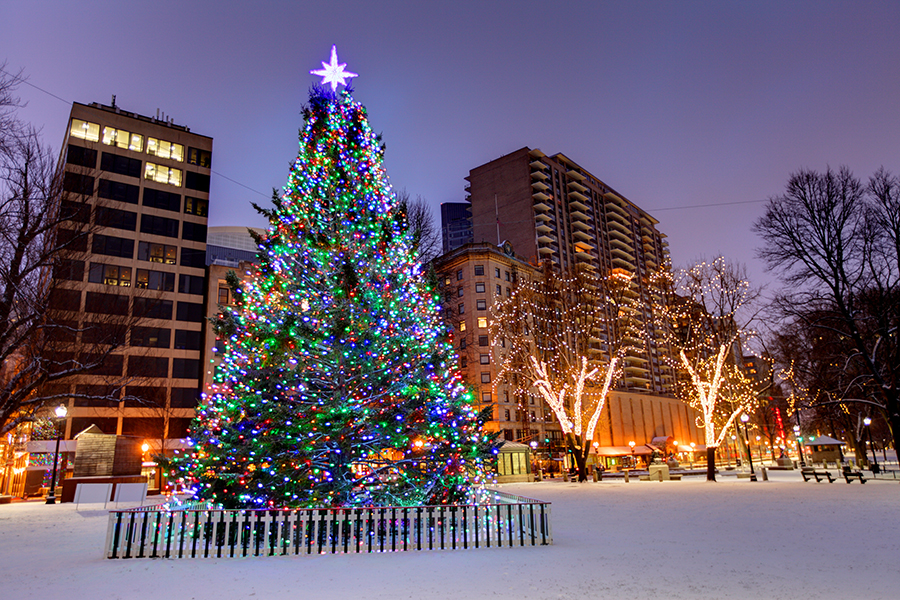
[805,435,845,463]
[497,441,533,483]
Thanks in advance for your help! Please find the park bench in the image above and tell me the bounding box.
[801,467,835,483]
[841,467,867,484]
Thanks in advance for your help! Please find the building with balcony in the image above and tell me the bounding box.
[465,148,675,395]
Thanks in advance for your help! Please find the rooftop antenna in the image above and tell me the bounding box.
[111,94,116,108]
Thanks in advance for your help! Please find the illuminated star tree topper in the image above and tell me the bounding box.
[310,45,358,91]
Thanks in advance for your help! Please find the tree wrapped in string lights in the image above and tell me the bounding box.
[654,257,762,481]
[168,50,493,508]
[492,264,640,481]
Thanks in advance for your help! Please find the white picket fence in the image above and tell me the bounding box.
[105,490,551,559]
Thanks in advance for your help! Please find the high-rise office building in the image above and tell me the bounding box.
[50,100,212,445]
[440,202,473,253]
[465,147,674,395]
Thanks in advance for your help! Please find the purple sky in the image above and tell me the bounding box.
[3,1,899,294]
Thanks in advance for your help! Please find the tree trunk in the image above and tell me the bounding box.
[706,446,717,482]
[567,436,589,482]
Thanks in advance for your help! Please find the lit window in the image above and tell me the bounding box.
[144,162,182,187]
[147,137,184,161]
[89,263,131,287]
[70,119,100,142]
[459,321,466,332]
[102,127,143,151]
[477,317,488,328]
[185,197,208,217]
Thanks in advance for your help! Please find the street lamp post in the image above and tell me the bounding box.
[628,440,636,469]
[740,414,757,482]
[689,442,695,469]
[793,424,805,467]
[45,405,68,505]
[863,417,880,473]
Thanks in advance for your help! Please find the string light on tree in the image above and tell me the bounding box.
[165,49,493,509]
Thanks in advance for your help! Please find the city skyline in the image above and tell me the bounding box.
[3,0,899,296]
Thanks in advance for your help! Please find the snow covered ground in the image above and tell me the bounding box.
[1,469,898,600]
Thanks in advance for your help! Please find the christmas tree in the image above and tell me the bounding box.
[170,47,493,508]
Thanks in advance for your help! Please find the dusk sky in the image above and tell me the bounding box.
[3,1,898,295]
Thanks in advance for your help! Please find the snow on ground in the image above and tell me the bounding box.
[1,470,898,600]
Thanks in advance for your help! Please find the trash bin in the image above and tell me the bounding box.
[760,467,768,481]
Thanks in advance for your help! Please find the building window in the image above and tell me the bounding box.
[481,372,491,384]
[138,241,177,264]
[479,353,490,364]
[176,301,205,322]
[474,265,484,276]
[459,338,466,349]
[180,248,206,269]
[102,127,143,152]
[504,409,510,421]
[179,274,205,295]
[132,297,173,320]
[478,335,488,346]
[85,291,129,316]
[496,284,502,295]
[458,303,464,315]
[135,269,175,292]
[217,284,230,305]
[143,188,181,212]
[506,287,511,296]
[88,263,131,287]
[144,162,182,187]
[185,196,208,216]
[476,299,487,310]
[185,171,210,192]
[54,259,85,282]
[475,282,485,293]
[494,267,501,278]
[182,222,207,242]
[505,270,511,281]
[172,358,201,379]
[482,391,492,403]
[140,214,179,238]
[66,144,96,168]
[95,207,137,231]
[92,234,134,259]
[70,119,100,142]
[130,326,171,348]
[460,356,467,368]
[98,180,139,204]
[187,147,211,167]
[459,321,466,332]
[503,390,509,402]
[457,286,464,297]
[477,317,488,328]
[174,329,202,350]
[456,269,463,281]
[101,152,142,178]
[147,137,184,161]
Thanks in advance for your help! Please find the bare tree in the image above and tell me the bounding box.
[754,167,900,459]
[492,263,639,481]
[396,189,441,263]
[0,69,145,435]
[655,257,763,481]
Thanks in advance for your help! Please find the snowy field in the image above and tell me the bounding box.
[1,470,898,600]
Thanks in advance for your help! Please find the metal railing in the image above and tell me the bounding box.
[105,491,551,559]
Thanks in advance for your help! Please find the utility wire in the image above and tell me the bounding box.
[2,67,272,199]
